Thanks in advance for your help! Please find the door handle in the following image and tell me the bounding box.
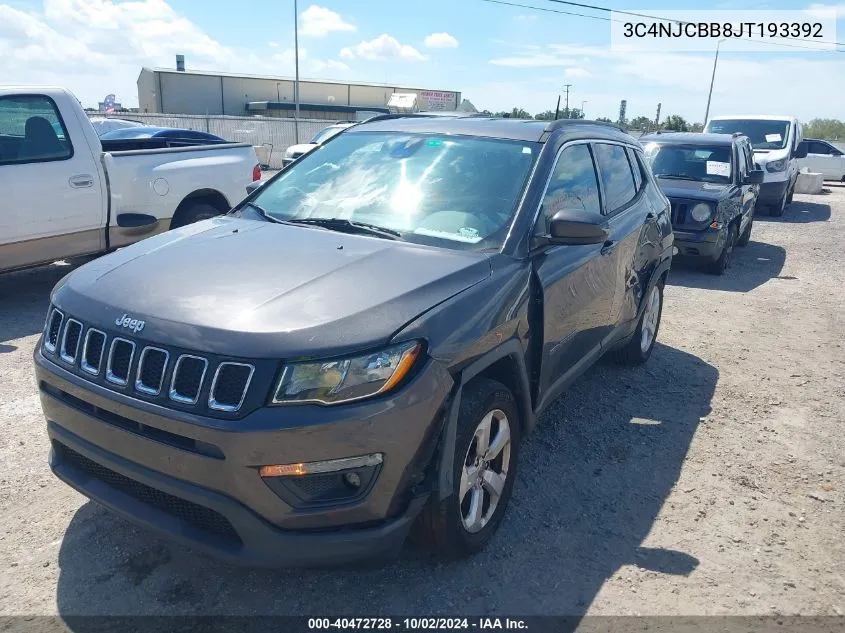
[69,174,94,189]
[600,240,618,255]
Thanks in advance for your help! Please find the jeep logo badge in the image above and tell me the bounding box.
[115,314,145,334]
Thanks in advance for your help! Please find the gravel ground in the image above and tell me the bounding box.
[1,186,843,619]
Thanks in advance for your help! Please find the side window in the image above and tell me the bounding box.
[593,143,637,214]
[538,143,601,231]
[808,141,832,155]
[626,147,643,191]
[0,95,73,165]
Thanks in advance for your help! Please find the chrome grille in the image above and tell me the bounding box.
[209,362,255,412]
[59,319,83,364]
[45,309,64,352]
[135,347,169,395]
[81,329,106,375]
[42,307,256,415]
[169,355,207,404]
[106,338,136,386]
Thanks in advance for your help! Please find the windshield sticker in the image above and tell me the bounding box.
[706,161,731,177]
[765,133,783,143]
[522,146,532,154]
[414,227,484,243]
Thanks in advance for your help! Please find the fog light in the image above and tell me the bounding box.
[344,471,362,488]
[259,453,383,478]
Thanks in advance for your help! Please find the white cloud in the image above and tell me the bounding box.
[340,34,427,61]
[805,3,845,18]
[268,41,280,48]
[424,32,459,48]
[489,54,577,68]
[565,67,591,78]
[299,5,355,37]
[514,14,537,21]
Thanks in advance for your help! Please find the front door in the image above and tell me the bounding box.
[532,142,616,397]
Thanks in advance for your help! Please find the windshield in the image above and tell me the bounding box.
[706,119,790,150]
[642,142,733,184]
[310,126,347,144]
[252,131,540,251]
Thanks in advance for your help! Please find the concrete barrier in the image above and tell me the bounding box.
[795,171,824,194]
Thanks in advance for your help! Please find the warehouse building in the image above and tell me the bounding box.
[137,67,461,120]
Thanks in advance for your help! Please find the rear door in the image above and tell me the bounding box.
[532,141,613,396]
[0,93,105,270]
[592,142,655,331]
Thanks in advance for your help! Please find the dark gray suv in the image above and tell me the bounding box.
[35,115,673,566]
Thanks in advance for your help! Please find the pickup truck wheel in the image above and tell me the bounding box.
[414,378,520,559]
[707,223,737,275]
[171,202,221,228]
[614,280,663,366]
[736,217,753,246]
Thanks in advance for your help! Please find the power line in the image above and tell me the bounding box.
[542,0,845,49]
[481,0,844,52]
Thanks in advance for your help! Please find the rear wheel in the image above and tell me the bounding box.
[414,378,520,559]
[707,223,737,275]
[171,202,222,229]
[614,280,663,366]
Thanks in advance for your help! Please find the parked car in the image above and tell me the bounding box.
[99,126,229,151]
[640,132,763,274]
[796,138,845,182]
[35,115,673,565]
[282,122,356,166]
[704,115,807,217]
[87,117,144,137]
[0,86,260,273]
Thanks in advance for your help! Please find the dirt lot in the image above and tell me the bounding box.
[1,187,843,620]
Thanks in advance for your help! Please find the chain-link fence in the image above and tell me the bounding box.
[90,113,334,169]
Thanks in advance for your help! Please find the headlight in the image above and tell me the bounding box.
[689,202,712,223]
[766,158,787,173]
[272,341,422,405]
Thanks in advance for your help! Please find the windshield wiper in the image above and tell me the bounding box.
[285,218,403,240]
[657,174,695,180]
[240,201,286,224]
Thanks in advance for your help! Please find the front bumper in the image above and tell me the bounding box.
[36,346,452,566]
[671,228,723,260]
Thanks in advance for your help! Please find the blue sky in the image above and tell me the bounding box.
[1,0,844,122]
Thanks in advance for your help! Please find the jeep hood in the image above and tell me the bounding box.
[53,217,491,358]
[658,178,733,203]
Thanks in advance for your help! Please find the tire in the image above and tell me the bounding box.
[614,279,663,366]
[707,223,737,275]
[770,189,788,217]
[736,216,753,246]
[171,202,221,229]
[414,378,520,559]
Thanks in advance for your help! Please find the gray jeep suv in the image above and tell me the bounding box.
[35,114,673,566]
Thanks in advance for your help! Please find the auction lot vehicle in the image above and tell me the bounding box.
[35,115,673,565]
[282,122,356,166]
[0,87,260,273]
[797,138,845,182]
[704,115,807,217]
[641,132,763,274]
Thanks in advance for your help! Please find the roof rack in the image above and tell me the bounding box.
[543,118,626,133]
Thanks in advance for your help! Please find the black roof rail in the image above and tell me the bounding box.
[543,118,626,133]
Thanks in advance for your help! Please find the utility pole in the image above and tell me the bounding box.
[563,84,572,118]
[704,39,726,125]
[294,0,301,143]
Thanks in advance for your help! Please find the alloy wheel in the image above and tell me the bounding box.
[640,285,661,353]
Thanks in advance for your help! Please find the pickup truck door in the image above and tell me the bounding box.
[0,93,105,271]
[532,142,617,400]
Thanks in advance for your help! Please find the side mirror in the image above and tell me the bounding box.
[547,208,609,245]
[246,180,264,195]
[794,141,808,159]
[744,169,765,185]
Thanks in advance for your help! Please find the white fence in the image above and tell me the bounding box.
[91,113,334,169]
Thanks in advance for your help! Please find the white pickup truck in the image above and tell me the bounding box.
[0,86,260,273]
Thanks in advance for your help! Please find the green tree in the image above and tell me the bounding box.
[804,118,845,141]
[628,115,654,131]
[595,116,613,123]
[690,122,704,132]
[534,110,557,121]
[662,114,690,132]
[493,107,532,119]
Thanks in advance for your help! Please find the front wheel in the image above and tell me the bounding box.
[707,223,737,275]
[614,280,663,366]
[737,216,753,246]
[414,378,520,559]
[770,189,788,217]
